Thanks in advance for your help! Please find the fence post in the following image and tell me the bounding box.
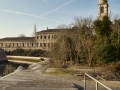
[96,82,98,90]
[84,73,112,90]
[84,74,86,90]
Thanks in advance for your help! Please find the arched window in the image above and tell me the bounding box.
[101,6,104,13]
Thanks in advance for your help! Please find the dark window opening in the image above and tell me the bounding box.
[52,35,54,39]
[37,36,39,39]
[44,43,46,47]
[1,43,3,46]
[44,36,46,39]
[48,43,50,47]
[40,43,42,47]
[48,35,50,39]
[51,43,54,47]
[41,36,42,39]
[27,43,29,46]
[32,43,33,47]
[36,43,38,47]
[101,7,104,13]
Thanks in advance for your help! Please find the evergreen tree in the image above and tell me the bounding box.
[94,16,117,63]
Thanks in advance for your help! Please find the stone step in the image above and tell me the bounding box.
[6,87,78,90]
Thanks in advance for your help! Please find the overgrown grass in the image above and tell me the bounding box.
[45,68,75,76]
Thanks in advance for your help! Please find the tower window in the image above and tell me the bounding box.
[101,7,104,13]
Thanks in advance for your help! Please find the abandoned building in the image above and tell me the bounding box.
[0,0,109,51]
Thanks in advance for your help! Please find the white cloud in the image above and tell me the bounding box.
[0,9,62,23]
[31,0,76,21]
[41,0,76,16]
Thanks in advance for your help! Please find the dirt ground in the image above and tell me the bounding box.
[45,67,120,90]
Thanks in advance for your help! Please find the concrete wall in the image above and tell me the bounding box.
[7,56,49,64]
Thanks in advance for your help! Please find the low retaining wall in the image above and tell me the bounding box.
[7,56,49,63]
[0,49,7,62]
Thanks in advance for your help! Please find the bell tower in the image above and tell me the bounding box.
[98,0,109,20]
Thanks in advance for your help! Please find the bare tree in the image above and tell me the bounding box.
[52,16,95,66]
[18,34,26,37]
[56,24,71,29]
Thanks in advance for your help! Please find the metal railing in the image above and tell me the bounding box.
[84,73,112,90]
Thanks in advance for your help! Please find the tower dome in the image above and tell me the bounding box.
[99,0,107,4]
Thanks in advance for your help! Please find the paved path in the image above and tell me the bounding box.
[0,59,119,90]
[0,60,79,90]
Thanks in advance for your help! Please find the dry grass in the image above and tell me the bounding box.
[45,68,76,76]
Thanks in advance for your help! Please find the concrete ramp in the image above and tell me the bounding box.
[5,80,78,90]
[0,60,80,90]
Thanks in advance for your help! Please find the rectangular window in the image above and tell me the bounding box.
[48,43,50,47]
[9,43,11,47]
[56,35,58,39]
[23,43,24,47]
[44,36,46,39]
[54,43,56,46]
[36,43,38,47]
[13,43,14,46]
[37,36,39,39]
[51,43,53,47]
[52,35,54,39]
[41,36,42,39]
[44,43,46,47]
[1,43,3,46]
[32,43,33,47]
[48,35,50,39]
[17,43,18,47]
[54,35,56,39]
[40,43,42,47]
[5,43,7,46]
[27,43,29,46]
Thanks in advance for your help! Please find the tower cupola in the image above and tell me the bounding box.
[99,0,107,4]
[98,0,109,20]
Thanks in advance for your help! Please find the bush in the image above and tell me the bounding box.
[96,44,117,63]
[5,49,50,57]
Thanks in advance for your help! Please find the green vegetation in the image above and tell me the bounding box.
[5,49,49,57]
[51,15,120,67]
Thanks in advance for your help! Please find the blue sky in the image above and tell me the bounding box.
[0,0,120,38]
